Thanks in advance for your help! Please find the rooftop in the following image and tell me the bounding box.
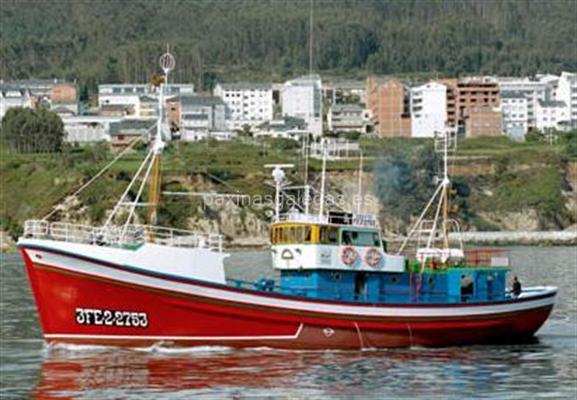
[139,95,157,103]
[216,82,271,91]
[181,95,225,107]
[538,100,567,108]
[109,119,156,136]
[501,91,528,99]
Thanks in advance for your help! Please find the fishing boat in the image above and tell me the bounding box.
[18,51,557,349]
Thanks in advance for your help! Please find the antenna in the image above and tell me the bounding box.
[309,0,314,75]
[155,44,175,153]
[265,164,294,222]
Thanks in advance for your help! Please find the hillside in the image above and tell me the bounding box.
[1,0,576,95]
[1,138,575,249]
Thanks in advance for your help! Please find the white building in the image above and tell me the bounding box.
[180,96,229,134]
[501,91,529,141]
[253,117,308,140]
[535,100,570,131]
[497,77,554,129]
[98,83,194,109]
[1,79,78,120]
[136,95,158,119]
[556,72,577,129]
[310,138,361,160]
[281,75,323,136]
[213,83,274,130]
[327,104,370,134]
[62,115,122,143]
[410,82,447,138]
[0,88,33,121]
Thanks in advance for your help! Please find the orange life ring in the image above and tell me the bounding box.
[364,248,382,267]
[341,246,358,266]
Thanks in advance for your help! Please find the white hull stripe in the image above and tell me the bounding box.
[24,247,557,318]
[45,324,304,341]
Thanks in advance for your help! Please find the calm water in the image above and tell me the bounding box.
[1,247,576,399]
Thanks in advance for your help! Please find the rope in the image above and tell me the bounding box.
[121,150,157,238]
[104,148,154,227]
[43,137,143,221]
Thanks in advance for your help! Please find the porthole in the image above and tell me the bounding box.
[391,276,399,284]
[330,272,342,281]
[428,277,434,285]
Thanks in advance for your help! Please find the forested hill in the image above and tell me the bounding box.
[1,0,576,93]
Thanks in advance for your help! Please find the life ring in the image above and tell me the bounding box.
[341,246,358,266]
[364,248,382,267]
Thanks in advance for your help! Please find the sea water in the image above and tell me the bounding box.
[1,247,576,399]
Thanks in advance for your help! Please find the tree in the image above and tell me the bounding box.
[1,107,65,153]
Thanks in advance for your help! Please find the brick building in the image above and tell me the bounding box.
[366,77,411,137]
[438,77,502,136]
[50,83,77,103]
[466,106,503,137]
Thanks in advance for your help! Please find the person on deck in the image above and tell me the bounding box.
[512,276,522,297]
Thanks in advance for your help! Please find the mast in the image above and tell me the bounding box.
[318,138,327,218]
[147,45,175,226]
[356,150,363,215]
[397,127,458,254]
[441,132,450,249]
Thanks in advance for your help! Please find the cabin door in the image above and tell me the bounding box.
[354,272,367,299]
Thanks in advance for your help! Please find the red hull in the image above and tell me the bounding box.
[21,248,555,349]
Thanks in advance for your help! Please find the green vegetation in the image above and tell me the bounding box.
[1,107,65,153]
[1,1,575,94]
[1,136,574,239]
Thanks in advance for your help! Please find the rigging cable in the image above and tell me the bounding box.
[42,136,144,221]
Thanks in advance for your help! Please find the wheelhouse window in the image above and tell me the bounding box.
[341,230,380,247]
[272,224,315,244]
[320,226,338,245]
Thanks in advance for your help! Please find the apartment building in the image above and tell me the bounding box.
[0,79,78,120]
[556,72,577,129]
[180,96,228,133]
[98,83,194,111]
[327,104,370,134]
[410,82,447,138]
[213,83,274,130]
[366,77,411,137]
[535,100,570,131]
[501,91,529,140]
[281,75,323,136]
[496,77,555,130]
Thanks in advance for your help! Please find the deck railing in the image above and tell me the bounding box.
[406,248,510,269]
[278,212,378,228]
[22,220,224,252]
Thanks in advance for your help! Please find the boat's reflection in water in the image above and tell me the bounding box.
[34,339,558,399]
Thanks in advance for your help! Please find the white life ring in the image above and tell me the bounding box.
[341,246,358,266]
[364,247,383,267]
